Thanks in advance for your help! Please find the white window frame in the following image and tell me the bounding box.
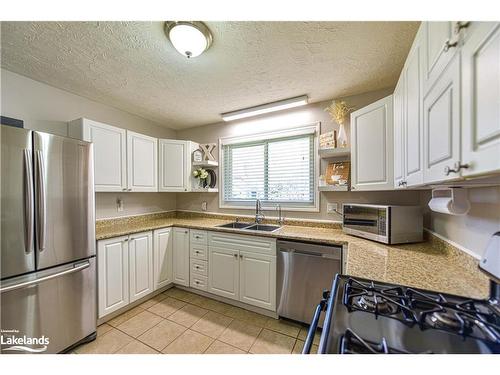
[218,122,320,212]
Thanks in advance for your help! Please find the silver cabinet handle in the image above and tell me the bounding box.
[239,254,243,259]
[127,188,132,191]
[35,150,46,252]
[443,39,458,52]
[23,149,34,254]
[122,188,127,191]
[454,21,470,33]
[0,261,90,293]
[445,161,469,176]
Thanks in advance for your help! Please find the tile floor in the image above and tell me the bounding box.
[73,287,320,354]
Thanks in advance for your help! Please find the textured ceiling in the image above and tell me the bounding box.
[0,21,419,129]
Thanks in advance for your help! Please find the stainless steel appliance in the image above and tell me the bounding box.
[277,240,342,326]
[303,233,500,354]
[343,203,423,244]
[0,125,96,354]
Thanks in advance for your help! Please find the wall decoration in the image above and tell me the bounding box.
[193,149,203,162]
[192,167,209,189]
[319,130,337,149]
[325,161,350,186]
[200,143,217,161]
[324,100,355,148]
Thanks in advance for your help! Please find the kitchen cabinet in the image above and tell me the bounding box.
[423,54,461,183]
[239,250,276,310]
[208,246,240,300]
[393,75,406,189]
[127,131,158,192]
[68,118,127,192]
[158,140,199,192]
[153,228,173,290]
[460,22,500,177]
[350,95,394,191]
[172,227,190,286]
[128,231,154,302]
[97,235,129,318]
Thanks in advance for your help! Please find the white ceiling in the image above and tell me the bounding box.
[1,21,419,129]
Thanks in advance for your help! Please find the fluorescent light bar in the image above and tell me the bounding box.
[221,95,309,122]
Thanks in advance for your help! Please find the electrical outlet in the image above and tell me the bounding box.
[201,201,207,211]
[116,197,124,212]
[327,202,338,214]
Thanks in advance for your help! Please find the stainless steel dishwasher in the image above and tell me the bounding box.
[277,240,343,327]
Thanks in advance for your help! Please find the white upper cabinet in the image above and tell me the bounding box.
[159,140,188,192]
[128,231,154,303]
[461,22,500,177]
[68,118,127,192]
[153,228,173,290]
[393,73,406,189]
[127,131,158,192]
[351,95,394,191]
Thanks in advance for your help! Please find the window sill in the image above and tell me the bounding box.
[219,203,320,213]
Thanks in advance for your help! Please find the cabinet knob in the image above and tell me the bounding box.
[443,39,458,52]
[239,254,243,259]
[444,161,469,176]
[233,253,238,258]
[454,21,470,34]
[122,188,127,191]
[185,231,188,234]
[351,186,356,190]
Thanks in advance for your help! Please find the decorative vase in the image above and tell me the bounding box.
[198,178,206,189]
[337,122,348,148]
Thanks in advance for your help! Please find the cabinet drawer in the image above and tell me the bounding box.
[208,231,276,256]
[190,274,208,291]
[190,244,208,260]
[190,230,208,245]
[190,259,208,277]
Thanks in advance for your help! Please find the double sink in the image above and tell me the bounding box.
[217,222,281,232]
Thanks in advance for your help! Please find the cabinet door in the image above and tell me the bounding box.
[97,236,129,318]
[239,251,276,311]
[423,22,457,91]
[128,231,153,303]
[404,32,424,186]
[393,75,406,189]
[351,95,394,191]
[159,140,188,192]
[461,22,500,177]
[423,55,461,183]
[208,246,239,301]
[153,228,173,290]
[172,228,190,286]
[127,131,158,192]
[70,119,127,192]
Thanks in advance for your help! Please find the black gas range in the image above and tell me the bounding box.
[302,233,500,354]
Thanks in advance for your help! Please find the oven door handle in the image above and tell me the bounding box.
[302,290,329,354]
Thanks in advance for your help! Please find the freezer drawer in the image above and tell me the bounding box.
[0,257,96,354]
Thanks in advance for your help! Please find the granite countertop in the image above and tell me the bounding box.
[96,211,491,299]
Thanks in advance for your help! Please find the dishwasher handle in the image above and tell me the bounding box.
[302,290,330,354]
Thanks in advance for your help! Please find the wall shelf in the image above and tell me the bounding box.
[319,148,350,158]
[193,160,219,167]
[318,185,349,192]
[191,187,219,193]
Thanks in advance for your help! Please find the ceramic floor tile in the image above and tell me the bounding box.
[191,311,233,339]
[107,306,144,327]
[162,329,214,354]
[97,323,113,337]
[292,339,318,354]
[297,327,321,345]
[204,340,246,354]
[138,293,167,310]
[115,340,159,354]
[265,318,301,338]
[137,319,187,351]
[193,297,232,315]
[249,329,296,354]
[224,306,270,327]
[116,310,163,338]
[218,319,262,351]
[167,303,208,328]
[163,288,201,304]
[147,297,186,318]
[75,328,133,354]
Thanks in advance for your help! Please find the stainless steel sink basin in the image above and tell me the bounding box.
[217,222,253,229]
[244,224,281,232]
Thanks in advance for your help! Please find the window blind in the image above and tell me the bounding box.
[222,133,315,206]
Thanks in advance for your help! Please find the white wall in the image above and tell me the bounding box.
[420,187,500,258]
[176,88,422,221]
[1,68,177,219]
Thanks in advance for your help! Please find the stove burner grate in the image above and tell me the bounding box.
[339,329,426,354]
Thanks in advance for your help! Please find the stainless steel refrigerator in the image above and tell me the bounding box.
[0,125,96,354]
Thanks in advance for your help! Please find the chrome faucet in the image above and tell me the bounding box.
[255,199,264,224]
[276,204,284,226]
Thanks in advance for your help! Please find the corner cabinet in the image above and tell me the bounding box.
[153,228,173,290]
[350,95,394,191]
[127,131,158,192]
[172,228,190,286]
[158,140,199,192]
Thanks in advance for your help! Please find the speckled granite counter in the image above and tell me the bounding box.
[96,211,490,299]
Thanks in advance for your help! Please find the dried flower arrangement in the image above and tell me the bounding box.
[324,100,355,125]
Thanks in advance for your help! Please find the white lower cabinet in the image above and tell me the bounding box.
[153,228,173,291]
[172,228,190,287]
[128,232,154,303]
[208,246,240,300]
[239,251,276,311]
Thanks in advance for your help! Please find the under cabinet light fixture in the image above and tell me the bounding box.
[221,95,309,122]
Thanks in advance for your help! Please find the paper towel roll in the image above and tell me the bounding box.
[428,196,470,215]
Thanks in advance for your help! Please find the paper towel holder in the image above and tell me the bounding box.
[429,187,470,215]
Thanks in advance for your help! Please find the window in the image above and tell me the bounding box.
[220,125,318,210]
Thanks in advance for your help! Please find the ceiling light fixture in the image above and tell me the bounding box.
[221,95,309,122]
[164,21,213,58]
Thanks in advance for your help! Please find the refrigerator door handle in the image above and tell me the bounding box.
[0,261,90,293]
[35,150,46,251]
[23,149,34,254]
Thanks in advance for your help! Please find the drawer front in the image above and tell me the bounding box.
[208,231,276,255]
[190,274,208,291]
[190,230,208,245]
[190,244,208,260]
[190,259,208,277]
